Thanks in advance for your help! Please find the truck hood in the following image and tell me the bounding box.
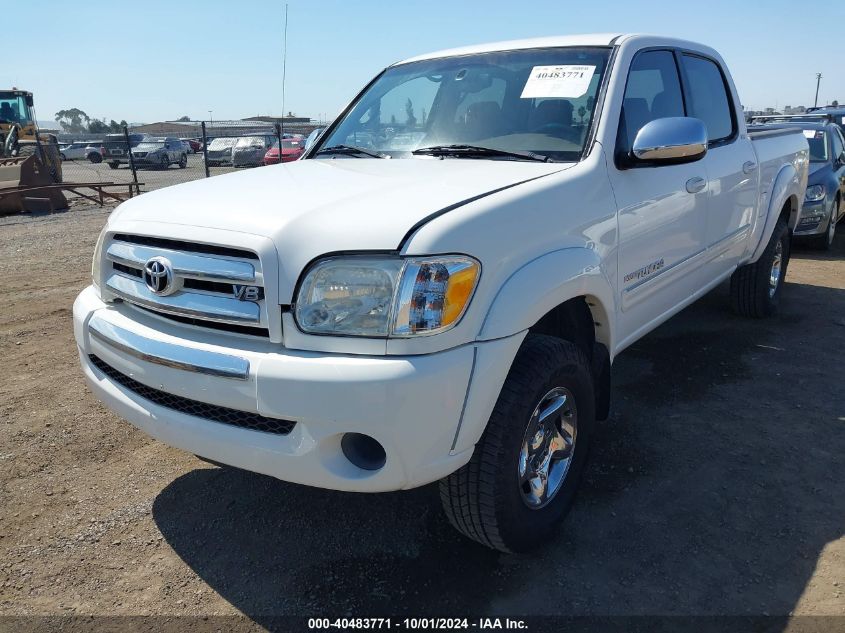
[111,158,569,298]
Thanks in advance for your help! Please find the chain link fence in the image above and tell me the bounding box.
[55,120,318,198]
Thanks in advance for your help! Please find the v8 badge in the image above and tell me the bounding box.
[233,285,261,301]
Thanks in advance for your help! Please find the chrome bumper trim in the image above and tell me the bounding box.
[88,315,250,380]
[105,273,261,324]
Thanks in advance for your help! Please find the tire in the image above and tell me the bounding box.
[88,153,102,164]
[59,153,66,161]
[179,153,187,169]
[730,216,790,318]
[108,162,119,170]
[807,195,839,251]
[440,333,594,553]
[159,155,169,170]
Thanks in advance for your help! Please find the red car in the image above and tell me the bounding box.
[263,139,304,165]
[182,138,201,153]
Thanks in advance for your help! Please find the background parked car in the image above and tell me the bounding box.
[263,138,304,165]
[203,137,236,166]
[184,138,201,153]
[789,122,845,249]
[130,137,188,169]
[102,133,149,169]
[231,134,276,167]
[58,142,95,161]
[180,140,193,154]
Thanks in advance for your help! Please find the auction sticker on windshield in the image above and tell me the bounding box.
[520,65,595,99]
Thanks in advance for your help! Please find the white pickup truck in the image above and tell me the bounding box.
[73,34,808,552]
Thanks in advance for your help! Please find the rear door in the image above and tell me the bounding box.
[678,53,757,273]
[607,49,710,345]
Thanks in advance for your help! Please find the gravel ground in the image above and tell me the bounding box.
[0,201,843,626]
[60,154,238,193]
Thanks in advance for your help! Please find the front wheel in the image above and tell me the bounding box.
[730,217,790,318]
[59,153,67,161]
[440,334,594,553]
[808,195,840,251]
[179,153,187,168]
[108,162,119,170]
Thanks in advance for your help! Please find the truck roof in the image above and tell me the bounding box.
[393,34,715,66]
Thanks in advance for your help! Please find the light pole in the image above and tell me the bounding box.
[814,73,822,108]
[208,110,213,126]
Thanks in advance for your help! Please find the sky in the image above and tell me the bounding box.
[12,0,845,125]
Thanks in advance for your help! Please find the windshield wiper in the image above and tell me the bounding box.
[412,144,552,162]
[314,144,386,159]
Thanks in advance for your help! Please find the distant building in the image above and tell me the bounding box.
[243,115,311,125]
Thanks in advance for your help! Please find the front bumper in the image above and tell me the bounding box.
[794,199,829,235]
[73,285,508,492]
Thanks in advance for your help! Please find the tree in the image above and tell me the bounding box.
[832,100,839,108]
[577,105,587,125]
[54,108,90,133]
[88,119,109,134]
[405,98,416,128]
[177,115,191,122]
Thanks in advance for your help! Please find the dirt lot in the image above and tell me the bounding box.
[60,154,237,193]
[1,200,843,625]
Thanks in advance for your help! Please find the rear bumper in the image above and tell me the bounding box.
[73,285,507,492]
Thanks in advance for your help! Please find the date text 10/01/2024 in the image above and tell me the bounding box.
[307,618,528,630]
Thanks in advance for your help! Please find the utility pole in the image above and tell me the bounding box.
[208,110,213,126]
[281,3,288,139]
[814,73,822,108]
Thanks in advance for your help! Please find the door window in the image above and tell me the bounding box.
[680,54,734,143]
[617,50,685,161]
[831,127,844,161]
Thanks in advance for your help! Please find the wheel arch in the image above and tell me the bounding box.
[749,163,802,263]
[478,247,616,353]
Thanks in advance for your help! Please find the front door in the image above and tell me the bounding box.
[607,49,709,349]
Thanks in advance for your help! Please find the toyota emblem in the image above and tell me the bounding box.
[143,256,174,295]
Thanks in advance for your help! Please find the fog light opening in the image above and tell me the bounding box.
[341,433,386,471]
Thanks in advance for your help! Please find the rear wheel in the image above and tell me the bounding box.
[440,334,594,552]
[88,153,102,164]
[59,152,67,161]
[730,217,790,317]
[108,162,119,170]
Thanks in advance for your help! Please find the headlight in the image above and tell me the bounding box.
[91,226,108,292]
[805,184,826,202]
[294,255,480,337]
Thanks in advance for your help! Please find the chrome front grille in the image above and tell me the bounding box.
[103,234,270,337]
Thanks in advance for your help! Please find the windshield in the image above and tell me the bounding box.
[235,136,265,148]
[0,93,31,124]
[273,140,301,150]
[805,130,828,162]
[208,137,236,150]
[316,47,611,161]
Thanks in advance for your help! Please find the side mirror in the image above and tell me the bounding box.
[632,117,708,164]
[305,127,326,152]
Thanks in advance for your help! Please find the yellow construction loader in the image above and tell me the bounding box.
[0,88,66,213]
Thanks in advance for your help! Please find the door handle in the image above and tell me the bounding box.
[742,161,758,174]
[685,177,707,194]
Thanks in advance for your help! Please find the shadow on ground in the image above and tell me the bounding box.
[153,269,845,623]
